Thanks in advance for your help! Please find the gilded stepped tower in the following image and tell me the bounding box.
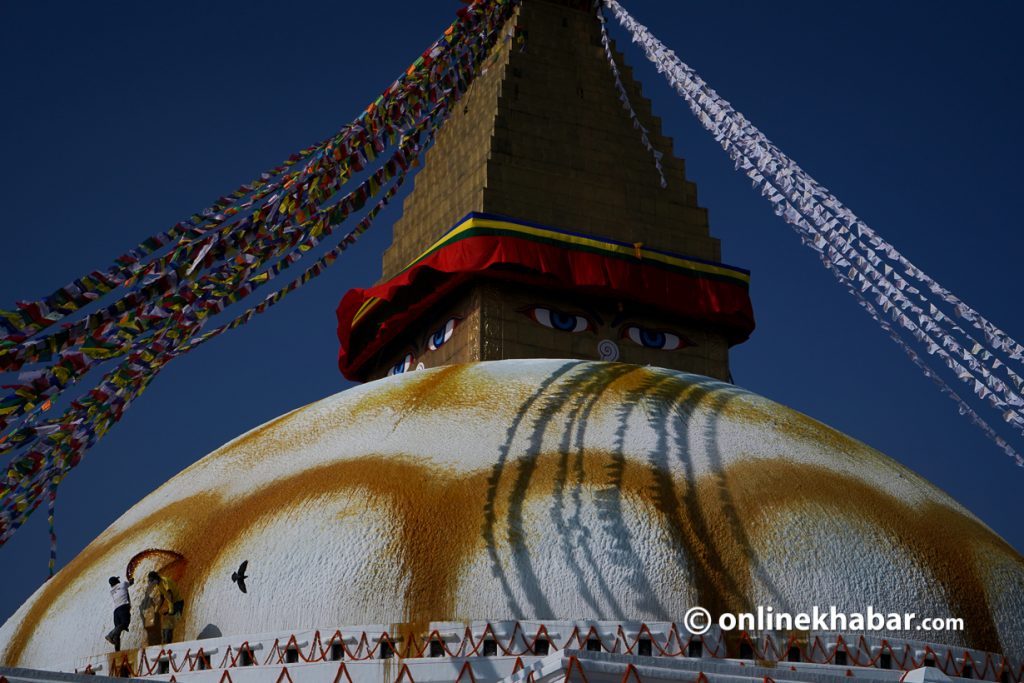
[337,0,753,382]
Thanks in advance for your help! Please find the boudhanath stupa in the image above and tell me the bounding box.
[2,2,1022,683]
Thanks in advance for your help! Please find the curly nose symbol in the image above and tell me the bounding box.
[598,339,620,362]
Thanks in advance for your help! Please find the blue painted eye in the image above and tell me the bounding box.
[387,353,415,376]
[427,317,460,351]
[640,329,666,348]
[527,307,593,333]
[625,326,687,351]
[550,311,579,331]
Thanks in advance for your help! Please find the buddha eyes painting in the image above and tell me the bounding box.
[520,304,693,353]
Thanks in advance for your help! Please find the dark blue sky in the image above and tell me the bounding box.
[1,1,1021,622]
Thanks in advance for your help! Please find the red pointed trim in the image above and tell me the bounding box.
[332,661,355,683]
[395,662,416,683]
[564,655,591,683]
[455,660,479,683]
[530,624,556,654]
[578,625,606,653]
[620,663,643,683]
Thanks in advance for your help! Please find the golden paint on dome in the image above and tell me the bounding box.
[3,362,1022,666]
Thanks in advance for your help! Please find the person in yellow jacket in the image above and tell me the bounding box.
[146,571,184,644]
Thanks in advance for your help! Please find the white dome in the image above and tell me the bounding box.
[1,360,1022,667]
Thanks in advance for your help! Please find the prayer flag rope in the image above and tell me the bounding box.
[603,0,1024,466]
[46,484,56,579]
[0,9,487,343]
[0,11,497,379]
[2,122,430,467]
[0,0,520,562]
[594,2,667,188]
[0,69,453,437]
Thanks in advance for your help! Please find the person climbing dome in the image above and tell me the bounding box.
[104,575,133,651]
[148,570,184,645]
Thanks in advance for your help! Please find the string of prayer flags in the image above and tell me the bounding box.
[0,0,521,560]
[603,0,1024,466]
[595,2,667,188]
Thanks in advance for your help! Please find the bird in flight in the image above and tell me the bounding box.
[232,560,249,593]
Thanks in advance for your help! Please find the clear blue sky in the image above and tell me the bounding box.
[1,1,1022,622]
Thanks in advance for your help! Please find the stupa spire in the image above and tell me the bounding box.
[382,0,720,277]
[336,0,754,382]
